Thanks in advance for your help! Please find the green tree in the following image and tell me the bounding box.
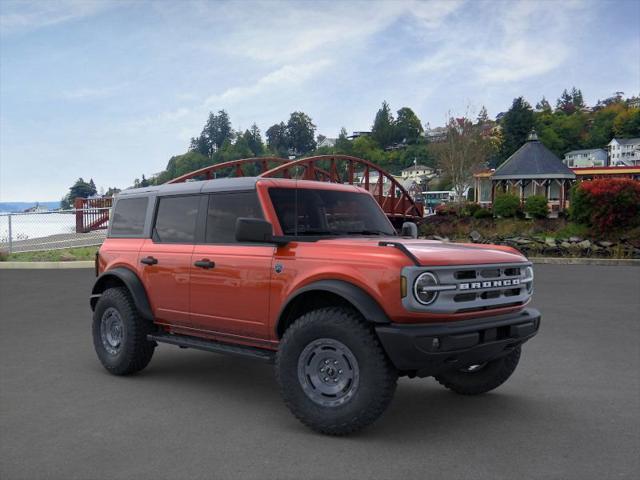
[613,109,640,137]
[197,110,233,156]
[351,135,385,163]
[371,101,395,148]
[266,122,289,156]
[477,106,490,124]
[499,97,535,163]
[286,111,316,155]
[243,123,264,156]
[571,87,585,111]
[395,107,423,144]
[62,178,98,208]
[556,89,575,114]
[335,127,352,154]
[535,96,552,113]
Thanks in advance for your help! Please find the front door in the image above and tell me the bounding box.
[138,194,201,327]
[189,191,274,343]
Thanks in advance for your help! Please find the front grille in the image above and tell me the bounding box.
[403,262,533,314]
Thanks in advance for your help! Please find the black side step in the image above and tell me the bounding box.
[148,333,275,363]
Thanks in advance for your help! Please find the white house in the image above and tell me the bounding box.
[608,138,640,166]
[401,164,435,181]
[317,137,336,148]
[563,148,608,168]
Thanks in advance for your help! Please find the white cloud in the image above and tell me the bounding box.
[0,0,115,35]
[205,60,332,105]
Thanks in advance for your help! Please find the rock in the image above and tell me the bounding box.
[469,230,482,243]
[59,253,75,262]
[545,237,556,247]
[597,241,614,248]
[578,240,591,249]
[433,235,450,242]
[561,241,573,249]
[569,236,582,243]
[516,238,532,245]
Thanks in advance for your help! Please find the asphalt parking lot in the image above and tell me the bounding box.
[1,265,638,480]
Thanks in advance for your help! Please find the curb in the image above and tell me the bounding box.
[529,257,640,266]
[0,261,94,269]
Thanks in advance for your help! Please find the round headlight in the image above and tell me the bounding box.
[414,272,439,305]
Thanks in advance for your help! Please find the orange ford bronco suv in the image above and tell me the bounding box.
[91,177,540,435]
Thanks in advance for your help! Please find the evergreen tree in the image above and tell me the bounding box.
[395,107,424,144]
[556,89,576,114]
[243,123,264,156]
[335,127,352,154]
[199,110,233,155]
[477,106,490,124]
[499,97,535,163]
[371,101,395,148]
[571,87,585,110]
[535,97,552,113]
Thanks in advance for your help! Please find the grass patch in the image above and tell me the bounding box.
[1,246,99,262]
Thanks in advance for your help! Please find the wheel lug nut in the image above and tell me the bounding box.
[338,369,343,374]
[333,378,338,383]
[320,368,325,372]
[334,361,338,365]
[324,377,329,382]
[324,360,330,365]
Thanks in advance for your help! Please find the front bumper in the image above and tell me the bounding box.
[375,308,541,377]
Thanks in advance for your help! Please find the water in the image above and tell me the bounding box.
[0,211,83,243]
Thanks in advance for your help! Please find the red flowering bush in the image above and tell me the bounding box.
[570,179,640,233]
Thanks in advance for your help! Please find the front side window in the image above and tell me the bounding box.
[205,191,263,243]
[110,197,148,236]
[268,188,395,237]
[154,195,200,243]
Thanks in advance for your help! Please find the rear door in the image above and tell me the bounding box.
[190,191,274,342]
[138,194,203,327]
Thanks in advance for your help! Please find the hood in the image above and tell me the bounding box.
[316,237,528,266]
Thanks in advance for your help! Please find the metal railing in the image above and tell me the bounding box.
[0,208,110,254]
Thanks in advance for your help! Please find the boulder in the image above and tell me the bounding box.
[545,237,557,247]
[578,240,591,249]
[560,241,573,249]
[469,230,483,243]
[569,236,582,243]
[597,241,614,248]
[433,235,450,242]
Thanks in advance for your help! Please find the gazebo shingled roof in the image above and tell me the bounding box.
[492,131,576,180]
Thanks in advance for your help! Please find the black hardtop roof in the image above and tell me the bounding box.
[116,177,260,198]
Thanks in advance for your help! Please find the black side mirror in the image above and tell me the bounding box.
[401,222,418,239]
[236,218,288,245]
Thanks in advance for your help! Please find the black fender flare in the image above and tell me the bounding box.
[276,279,390,336]
[90,267,153,321]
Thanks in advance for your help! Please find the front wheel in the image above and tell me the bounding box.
[434,347,521,395]
[92,287,155,375]
[276,307,398,436]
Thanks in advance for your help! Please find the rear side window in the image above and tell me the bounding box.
[154,195,200,243]
[110,197,148,236]
[205,191,263,243]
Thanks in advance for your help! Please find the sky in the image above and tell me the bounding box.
[0,0,639,202]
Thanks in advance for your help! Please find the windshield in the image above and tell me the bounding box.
[268,187,396,237]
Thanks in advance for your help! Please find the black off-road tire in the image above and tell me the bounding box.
[276,307,398,436]
[92,287,155,375]
[434,347,521,395]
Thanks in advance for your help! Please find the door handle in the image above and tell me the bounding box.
[140,256,158,265]
[194,259,215,269]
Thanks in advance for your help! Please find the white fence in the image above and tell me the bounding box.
[0,208,110,253]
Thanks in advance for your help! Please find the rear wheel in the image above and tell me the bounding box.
[434,347,521,395]
[276,307,397,435]
[92,287,155,375]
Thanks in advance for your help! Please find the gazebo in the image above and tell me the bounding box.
[474,131,576,216]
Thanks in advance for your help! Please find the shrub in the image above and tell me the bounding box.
[493,193,521,218]
[524,195,549,219]
[473,208,493,219]
[435,203,457,216]
[570,179,640,233]
[461,202,481,217]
